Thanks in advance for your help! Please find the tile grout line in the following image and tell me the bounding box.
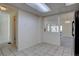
[0,48,4,56]
[7,47,16,56]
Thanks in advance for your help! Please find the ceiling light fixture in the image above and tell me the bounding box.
[0,6,7,11]
[65,20,71,23]
[26,3,51,13]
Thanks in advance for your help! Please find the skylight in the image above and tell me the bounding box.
[65,3,75,6]
[26,3,51,13]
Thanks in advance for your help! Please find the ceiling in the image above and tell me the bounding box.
[0,3,17,15]
[3,3,79,16]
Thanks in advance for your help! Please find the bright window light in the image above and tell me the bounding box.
[60,25,62,32]
[26,3,51,12]
[47,24,50,32]
[51,26,57,32]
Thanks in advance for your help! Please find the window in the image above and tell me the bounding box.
[51,25,59,32]
[60,25,62,32]
[47,24,50,32]
[45,24,62,32]
[51,26,56,32]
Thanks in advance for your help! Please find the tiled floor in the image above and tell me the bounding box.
[0,43,74,56]
[60,36,74,48]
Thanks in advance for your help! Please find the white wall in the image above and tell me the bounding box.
[43,15,60,46]
[60,12,74,37]
[16,9,74,50]
[17,10,42,50]
[0,12,10,44]
[59,12,74,48]
[42,12,74,47]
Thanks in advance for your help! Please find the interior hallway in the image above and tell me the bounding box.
[0,43,74,56]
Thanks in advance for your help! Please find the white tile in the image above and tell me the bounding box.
[53,47,64,56]
[14,51,26,56]
[0,43,74,56]
[63,48,72,56]
[1,47,14,56]
[0,49,3,56]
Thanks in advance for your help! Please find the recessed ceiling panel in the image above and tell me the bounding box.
[26,3,51,13]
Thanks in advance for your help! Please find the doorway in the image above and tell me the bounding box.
[0,12,10,45]
[0,4,17,50]
[59,12,74,49]
[0,11,17,48]
[12,16,17,48]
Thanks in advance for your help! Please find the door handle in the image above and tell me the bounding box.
[72,21,74,36]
